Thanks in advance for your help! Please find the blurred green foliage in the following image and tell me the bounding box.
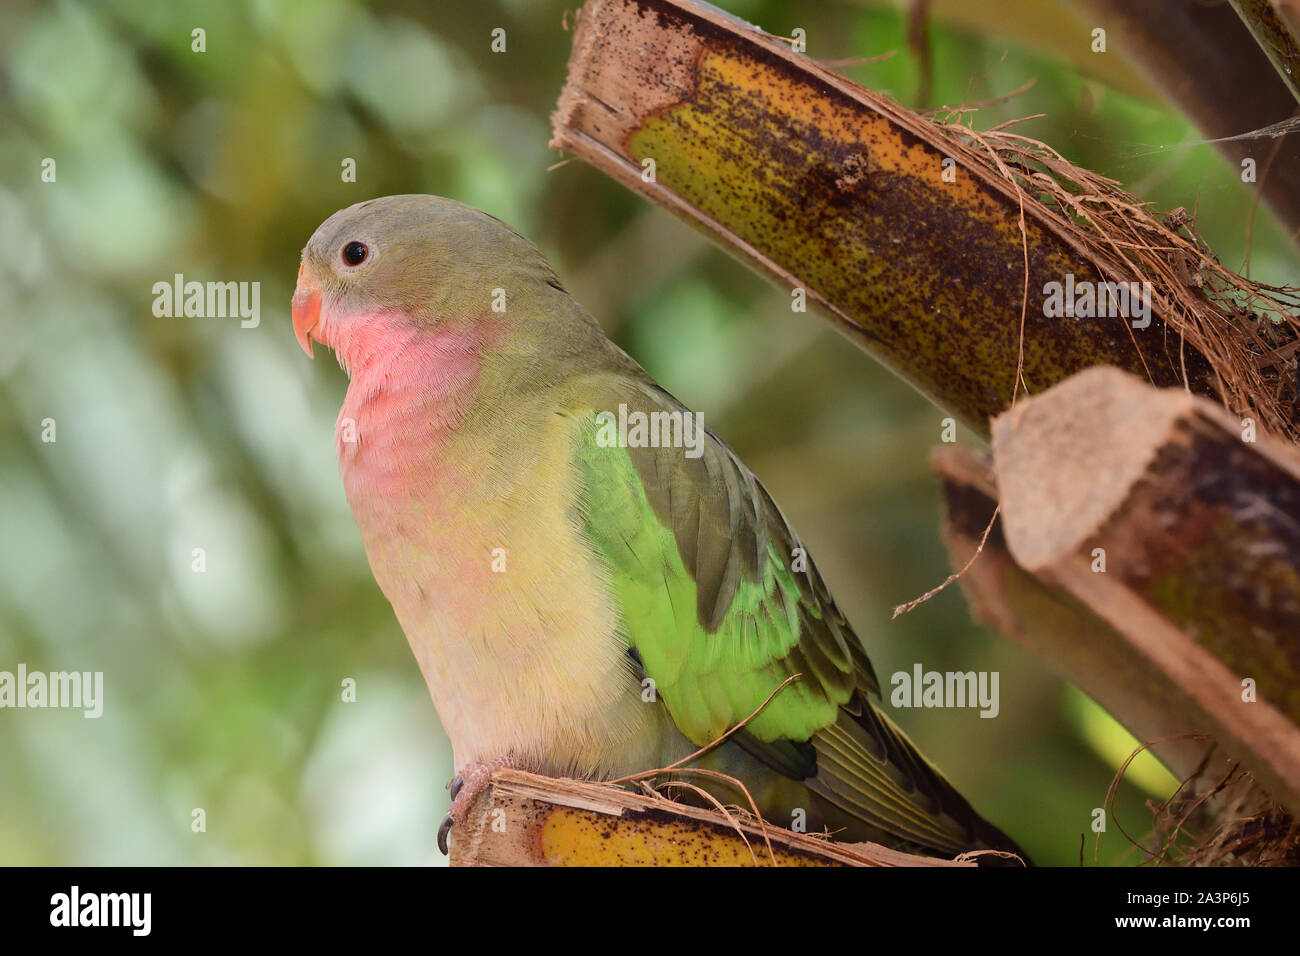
[0,0,1291,866]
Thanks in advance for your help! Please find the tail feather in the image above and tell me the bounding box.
[806,698,1029,862]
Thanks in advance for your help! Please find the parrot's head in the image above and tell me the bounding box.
[291,194,558,363]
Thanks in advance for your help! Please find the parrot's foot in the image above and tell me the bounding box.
[437,756,513,856]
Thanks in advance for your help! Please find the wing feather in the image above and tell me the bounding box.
[565,368,1017,855]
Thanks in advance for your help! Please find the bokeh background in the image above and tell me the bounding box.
[1,0,1293,866]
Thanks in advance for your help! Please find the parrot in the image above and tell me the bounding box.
[291,194,1025,863]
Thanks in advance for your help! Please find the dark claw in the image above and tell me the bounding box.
[449,773,464,801]
[437,813,453,855]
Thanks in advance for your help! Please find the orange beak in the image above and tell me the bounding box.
[291,262,322,358]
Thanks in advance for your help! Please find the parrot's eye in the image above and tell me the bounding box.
[342,241,368,266]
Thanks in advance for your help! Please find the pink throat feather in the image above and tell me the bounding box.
[323,311,491,490]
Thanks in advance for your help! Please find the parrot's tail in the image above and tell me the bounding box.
[805,699,1032,865]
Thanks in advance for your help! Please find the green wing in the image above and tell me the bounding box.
[566,373,1014,855]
